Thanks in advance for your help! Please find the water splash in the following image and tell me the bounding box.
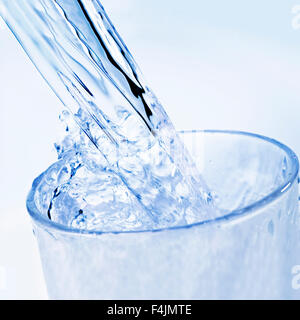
[0,0,215,230]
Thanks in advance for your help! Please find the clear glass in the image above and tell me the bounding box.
[27,130,300,299]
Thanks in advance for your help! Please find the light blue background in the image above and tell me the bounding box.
[1,0,300,298]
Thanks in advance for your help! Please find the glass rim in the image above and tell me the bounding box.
[26,129,299,236]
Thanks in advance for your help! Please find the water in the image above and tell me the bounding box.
[29,131,300,299]
[0,0,216,231]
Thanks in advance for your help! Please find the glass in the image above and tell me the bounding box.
[26,130,300,299]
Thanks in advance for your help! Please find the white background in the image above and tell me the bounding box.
[1,0,300,299]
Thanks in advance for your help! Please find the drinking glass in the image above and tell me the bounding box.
[27,130,300,299]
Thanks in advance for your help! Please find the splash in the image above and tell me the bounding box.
[0,0,215,230]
